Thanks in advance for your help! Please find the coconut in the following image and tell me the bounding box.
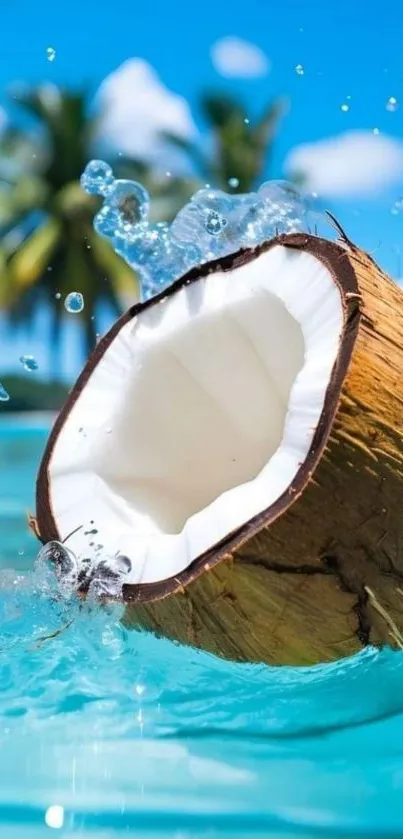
[35,232,403,665]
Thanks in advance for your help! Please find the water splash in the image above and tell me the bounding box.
[81,160,311,302]
[36,540,132,601]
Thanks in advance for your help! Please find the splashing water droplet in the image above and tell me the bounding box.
[19,354,38,372]
[244,118,250,125]
[80,160,114,197]
[295,64,304,75]
[341,103,350,112]
[386,96,399,112]
[55,292,61,300]
[46,47,56,62]
[64,292,84,313]
[0,382,10,402]
[228,177,240,188]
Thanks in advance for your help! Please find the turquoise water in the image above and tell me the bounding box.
[1,419,403,837]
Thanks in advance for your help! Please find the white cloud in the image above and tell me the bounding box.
[285,131,403,198]
[96,59,197,165]
[211,37,270,79]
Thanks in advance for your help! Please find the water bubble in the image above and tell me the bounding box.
[295,64,304,75]
[228,177,240,188]
[64,292,84,313]
[386,96,399,112]
[55,292,61,300]
[205,210,227,236]
[46,47,56,62]
[19,354,38,372]
[341,103,350,112]
[80,160,114,197]
[0,382,10,402]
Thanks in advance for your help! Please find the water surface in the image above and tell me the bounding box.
[0,417,403,837]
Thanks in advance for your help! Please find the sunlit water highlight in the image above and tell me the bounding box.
[1,420,403,837]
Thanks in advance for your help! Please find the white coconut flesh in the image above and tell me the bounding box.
[47,245,343,585]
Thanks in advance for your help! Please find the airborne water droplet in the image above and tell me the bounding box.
[46,46,56,62]
[341,103,350,112]
[64,292,84,313]
[19,354,39,372]
[228,177,240,188]
[386,96,399,112]
[0,383,10,402]
[295,64,304,75]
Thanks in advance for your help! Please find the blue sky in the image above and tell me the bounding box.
[0,0,403,379]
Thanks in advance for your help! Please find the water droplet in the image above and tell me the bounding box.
[18,550,24,556]
[165,171,172,178]
[205,210,227,236]
[386,96,399,112]
[244,118,250,125]
[55,292,61,300]
[46,47,56,63]
[19,354,39,372]
[80,160,114,197]
[135,683,145,696]
[0,383,10,402]
[45,805,64,829]
[64,292,84,313]
[228,177,240,188]
[373,127,380,135]
[341,103,350,112]
[295,64,304,75]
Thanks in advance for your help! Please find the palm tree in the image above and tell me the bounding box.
[0,85,140,365]
[165,91,286,194]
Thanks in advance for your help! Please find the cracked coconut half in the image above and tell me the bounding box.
[35,233,403,666]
